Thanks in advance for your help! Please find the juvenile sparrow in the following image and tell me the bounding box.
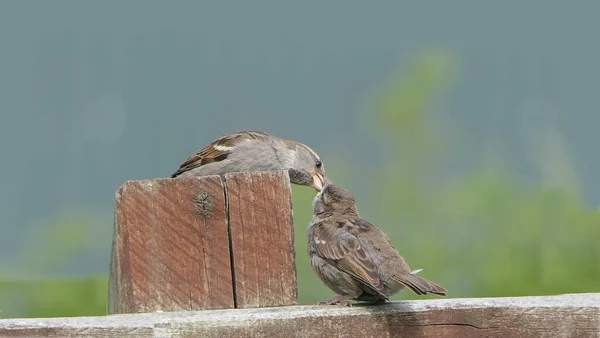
[171,131,326,191]
[308,180,447,306]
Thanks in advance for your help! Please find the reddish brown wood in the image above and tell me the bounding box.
[225,171,298,308]
[108,171,299,314]
[108,176,234,314]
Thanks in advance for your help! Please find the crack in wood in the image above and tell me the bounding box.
[404,322,500,330]
[221,176,238,308]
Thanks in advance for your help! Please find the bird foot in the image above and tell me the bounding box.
[372,298,388,305]
[316,296,353,307]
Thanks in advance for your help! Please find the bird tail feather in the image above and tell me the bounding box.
[393,273,448,296]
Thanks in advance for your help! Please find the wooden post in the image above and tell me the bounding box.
[108,171,297,314]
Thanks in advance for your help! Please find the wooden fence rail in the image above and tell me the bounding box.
[1,293,598,337]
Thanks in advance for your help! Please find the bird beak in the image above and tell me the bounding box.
[311,173,325,192]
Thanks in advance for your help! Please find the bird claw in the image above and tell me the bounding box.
[316,297,352,307]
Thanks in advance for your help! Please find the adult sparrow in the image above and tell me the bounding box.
[308,180,447,306]
[171,131,326,191]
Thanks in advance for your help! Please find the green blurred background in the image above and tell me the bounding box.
[1,1,599,318]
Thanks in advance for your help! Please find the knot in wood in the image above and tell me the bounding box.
[194,190,214,218]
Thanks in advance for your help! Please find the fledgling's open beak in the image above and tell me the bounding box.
[311,173,326,192]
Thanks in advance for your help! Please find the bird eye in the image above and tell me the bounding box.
[315,160,322,168]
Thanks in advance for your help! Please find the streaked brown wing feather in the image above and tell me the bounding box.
[312,222,385,294]
[171,131,270,178]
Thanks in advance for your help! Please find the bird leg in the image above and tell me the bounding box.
[316,295,353,307]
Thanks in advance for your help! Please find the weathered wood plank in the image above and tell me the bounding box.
[1,294,598,337]
[225,171,298,308]
[109,176,234,314]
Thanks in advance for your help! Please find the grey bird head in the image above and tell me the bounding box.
[285,141,326,191]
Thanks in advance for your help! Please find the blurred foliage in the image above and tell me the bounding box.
[294,50,599,304]
[2,50,599,318]
[0,212,111,318]
[0,276,107,318]
[18,212,111,274]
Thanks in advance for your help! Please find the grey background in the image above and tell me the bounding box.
[0,1,598,276]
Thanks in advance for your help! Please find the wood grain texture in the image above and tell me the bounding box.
[225,171,298,308]
[108,176,234,314]
[1,294,598,337]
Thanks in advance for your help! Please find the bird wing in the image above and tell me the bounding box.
[350,219,447,296]
[171,131,270,177]
[352,218,412,273]
[311,221,385,295]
